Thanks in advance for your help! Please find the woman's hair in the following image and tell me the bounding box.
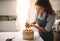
[35,0,56,15]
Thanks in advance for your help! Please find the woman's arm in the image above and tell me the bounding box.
[31,22,36,24]
[25,21,36,28]
[25,20,48,33]
[31,15,55,33]
[31,24,47,33]
[44,15,55,32]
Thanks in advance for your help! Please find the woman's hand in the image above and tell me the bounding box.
[25,22,47,32]
[25,22,31,28]
[31,24,47,33]
[25,22,36,28]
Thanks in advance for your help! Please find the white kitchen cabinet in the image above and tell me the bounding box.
[0,0,16,15]
[1,21,18,32]
[0,0,19,32]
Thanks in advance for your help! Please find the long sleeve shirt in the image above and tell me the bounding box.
[35,12,55,32]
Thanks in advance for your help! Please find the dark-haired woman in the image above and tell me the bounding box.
[25,0,55,41]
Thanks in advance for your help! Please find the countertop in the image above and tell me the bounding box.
[0,31,43,41]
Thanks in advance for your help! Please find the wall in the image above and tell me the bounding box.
[50,0,60,11]
[28,0,36,22]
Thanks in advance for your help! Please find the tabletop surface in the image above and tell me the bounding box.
[0,31,43,41]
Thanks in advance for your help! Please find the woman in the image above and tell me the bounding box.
[25,0,55,41]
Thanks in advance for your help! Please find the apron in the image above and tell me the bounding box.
[36,13,54,41]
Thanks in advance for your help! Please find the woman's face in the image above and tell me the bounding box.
[35,5,45,14]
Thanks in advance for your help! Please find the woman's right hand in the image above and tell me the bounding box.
[25,22,36,28]
[25,22,31,28]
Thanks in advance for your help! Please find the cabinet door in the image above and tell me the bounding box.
[0,0,19,32]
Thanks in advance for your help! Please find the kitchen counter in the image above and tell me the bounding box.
[0,31,43,41]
